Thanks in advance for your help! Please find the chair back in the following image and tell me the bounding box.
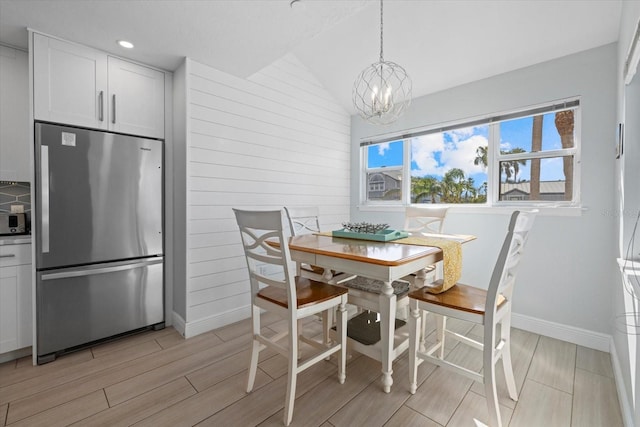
[403,206,449,236]
[284,206,321,236]
[485,210,536,321]
[233,209,297,307]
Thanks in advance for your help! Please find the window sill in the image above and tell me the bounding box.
[357,204,586,217]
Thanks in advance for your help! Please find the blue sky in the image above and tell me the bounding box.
[367,113,569,189]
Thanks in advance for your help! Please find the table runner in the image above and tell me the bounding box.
[393,236,461,294]
[317,232,462,294]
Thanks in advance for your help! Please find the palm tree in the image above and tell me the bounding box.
[474,145,488,169]
[500,148,527,182]
[530,115,543,199]
[443,168,466,202]
[411,176,441,203]
[464,177,477,200]
[555,110,574,201]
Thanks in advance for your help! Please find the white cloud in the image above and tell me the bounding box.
[449,126,477,142]
[377,142,391,156]
[410,134,444,177]
[411,132,488,178]
[500,140,513,151]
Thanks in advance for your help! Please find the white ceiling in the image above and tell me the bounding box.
[0,0,623,115]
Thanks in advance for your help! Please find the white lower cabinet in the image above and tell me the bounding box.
[0,243,32,354]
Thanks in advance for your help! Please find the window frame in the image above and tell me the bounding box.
[360,98,581,210]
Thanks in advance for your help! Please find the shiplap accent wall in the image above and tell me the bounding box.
[179,54,351,337]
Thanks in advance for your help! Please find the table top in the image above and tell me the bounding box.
[287,233,474,267]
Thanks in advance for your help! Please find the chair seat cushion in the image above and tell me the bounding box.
[343,276,411,297]
[408,281,505,315]
[257,276,348,309]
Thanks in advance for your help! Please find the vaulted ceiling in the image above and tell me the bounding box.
[0,0,622,115]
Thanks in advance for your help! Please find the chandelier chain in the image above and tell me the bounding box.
[379,0,384,63]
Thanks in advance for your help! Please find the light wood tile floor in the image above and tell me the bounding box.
[0,313,624,426]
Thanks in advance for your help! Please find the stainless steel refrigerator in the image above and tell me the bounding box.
[34,122,164,364]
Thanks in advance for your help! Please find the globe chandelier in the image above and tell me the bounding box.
[353,0,412,125]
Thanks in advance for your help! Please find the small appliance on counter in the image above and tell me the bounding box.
[0,212,28,235]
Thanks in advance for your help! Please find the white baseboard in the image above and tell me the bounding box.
[171,312,186,337]
[609,337,636,427]
[511,312,611,352]
[0,346,32,364]
[181,305,250,339]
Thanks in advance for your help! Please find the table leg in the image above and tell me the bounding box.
[414,268,427,288]
[379,281,396,393]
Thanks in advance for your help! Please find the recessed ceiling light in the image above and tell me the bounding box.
[117,40,134,49]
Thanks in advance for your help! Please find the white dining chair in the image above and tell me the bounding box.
[407,210,536,427]
[283,206,355,285]
[233,208,348,426]
[402,206,449,346]
[403,206,449,281]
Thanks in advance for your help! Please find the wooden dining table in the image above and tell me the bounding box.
[286,232,475,393]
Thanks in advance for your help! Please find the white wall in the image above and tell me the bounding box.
[176,54,351,337]
[351,44,618,347]
[615,3,640,425]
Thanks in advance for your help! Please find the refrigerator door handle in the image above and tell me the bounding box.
[41,145,50,253]
[41,258,163,281]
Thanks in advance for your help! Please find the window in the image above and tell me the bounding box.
[497,110,576,202]
[410,125,489,204]
[361,99,579,206]
[364,140,403,202]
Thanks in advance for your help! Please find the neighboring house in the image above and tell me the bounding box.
[500,181,567,201]
[368,172,402,200]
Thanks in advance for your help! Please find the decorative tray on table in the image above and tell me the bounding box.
[331,222,409,242]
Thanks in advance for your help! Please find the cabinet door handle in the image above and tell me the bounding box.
[0,254,16,258]
[112,94,116,124]
[98,91,104,121]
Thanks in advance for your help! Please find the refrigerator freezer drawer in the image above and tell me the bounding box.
[37,257,163,362]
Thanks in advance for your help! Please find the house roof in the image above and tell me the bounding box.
[501,181,566,195]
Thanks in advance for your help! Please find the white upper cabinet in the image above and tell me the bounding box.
[33,33,108,131]
[0,45,31,182]
[33,33,164,139]
[107,57,165,139]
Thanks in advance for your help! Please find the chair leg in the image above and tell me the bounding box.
[408,300,421,394]
[420,310,428,352]
[246,306,261,393]
[322,309,334,346]
[483,360,502,427]
[297,319,304,359]
[436,315,446,359]
[484,324,502,427]
[336,300,347,384]
[284,318,298,426]
[501,314,518,401]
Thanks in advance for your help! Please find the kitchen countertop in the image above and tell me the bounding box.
[0,235,32,245]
